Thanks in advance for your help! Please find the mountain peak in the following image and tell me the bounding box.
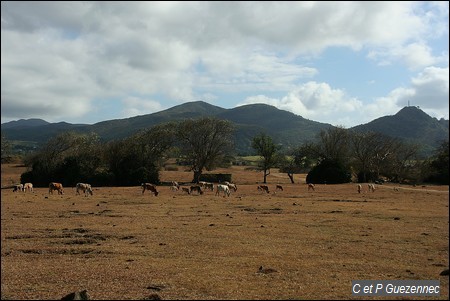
[396,106,431,120]
[1,118,50,129]
[158,101,226,116]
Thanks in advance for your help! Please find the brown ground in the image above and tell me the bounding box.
[1,163,449,300]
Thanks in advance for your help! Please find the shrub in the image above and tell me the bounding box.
[199,173,232,183]
[306,159,351,184]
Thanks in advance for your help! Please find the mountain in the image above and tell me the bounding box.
[216,104,332,154]
[1,118,50,129]
[85,101,227,140]
[2,102,448,156]
[350,106,449,155]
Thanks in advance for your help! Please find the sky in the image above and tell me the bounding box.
[1,1,449,128]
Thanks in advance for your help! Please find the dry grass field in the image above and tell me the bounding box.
[1,163,449,300]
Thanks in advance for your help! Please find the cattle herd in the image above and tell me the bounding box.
[10,180,381,196]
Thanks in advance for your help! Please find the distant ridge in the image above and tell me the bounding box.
[1,118,50,129]
[2,102,448,156]
[351,106,449,155]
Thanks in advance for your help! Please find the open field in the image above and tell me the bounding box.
[1,163,449,300]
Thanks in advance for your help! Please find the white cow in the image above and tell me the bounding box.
[76,183,93,196]
[227,183,237,192]
[357,184,362,193]
[13,184,23,192]
[171,181,180,189]
[204,182,215,191]
[23,182,33,192]
[215,184,231,197]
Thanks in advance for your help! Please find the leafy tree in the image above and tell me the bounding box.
[251,133,280,183]
[175,117,234,183]
[103,123,175,185]
[21,132,102,186]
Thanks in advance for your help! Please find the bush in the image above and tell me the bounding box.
[306,159,351,184]
[89,170,115,187]
[129,167,160,186]
[199,173,232,183]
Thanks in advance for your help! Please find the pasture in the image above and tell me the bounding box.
[1,163,449,300]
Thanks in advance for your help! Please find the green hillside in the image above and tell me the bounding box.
[2,102,448,157]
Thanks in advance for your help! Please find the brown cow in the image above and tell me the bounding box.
[49,182,64,195]
[141,183,159,196]
[275,184,283,191]
[181,187,191,194]
[190,185,204,195]
[257,185,270,193]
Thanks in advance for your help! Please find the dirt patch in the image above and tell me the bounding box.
[1,163,449,300]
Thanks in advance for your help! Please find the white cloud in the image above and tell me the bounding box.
[238,81,365,127]
[120,97,163,119]
[238,66,449,127]
[368,42,449,70]
[397,66,449,119]
[1,1,448,125]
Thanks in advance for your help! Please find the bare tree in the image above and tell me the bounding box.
[317,126,351,163]
[251,133,280,184]
[1,131,12,163]
[350,131,396,182]
[384,140,421,183]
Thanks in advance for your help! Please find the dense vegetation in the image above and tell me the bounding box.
[4,102,446,158]
[2,118,448,187]
[16,118,234,187]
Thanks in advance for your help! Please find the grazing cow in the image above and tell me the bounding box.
[76,183,93,196]
[190,185,204,195]
[215,184,231,197]
[171,181,180,189]
[181,187,191,194]
[170,185,179,192]
[368,183,376,192]
[13,184,23,192]
[308,183,315,191]
[23,182,33,192]
[204,182,215,191]
[275,184,283,191]
[257,185,270,194]
[141,183,159,196]
[49,182,64,195]
[357,184,362,193]
[227,183,237,192]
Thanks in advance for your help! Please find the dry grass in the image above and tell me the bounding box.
[1,163,449,300]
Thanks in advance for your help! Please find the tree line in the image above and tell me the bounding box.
[1,117,448,187]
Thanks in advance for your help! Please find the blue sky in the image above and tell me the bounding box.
[1,1,449,128]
